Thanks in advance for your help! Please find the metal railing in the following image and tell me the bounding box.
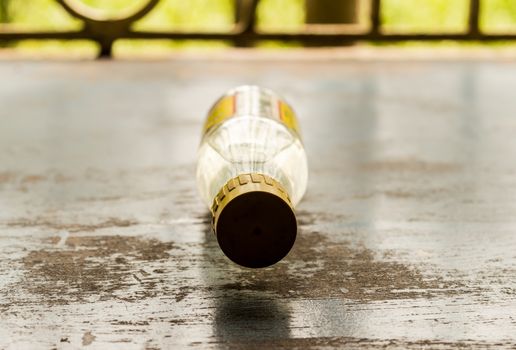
[0,0,514,58]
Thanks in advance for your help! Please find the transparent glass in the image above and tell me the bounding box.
[196,86,308,208]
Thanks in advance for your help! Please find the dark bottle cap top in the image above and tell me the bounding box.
[211,173,297,268]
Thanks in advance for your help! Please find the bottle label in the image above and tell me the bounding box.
[278,100,299,135]
[203,94,236,133]
[203,88,301,137]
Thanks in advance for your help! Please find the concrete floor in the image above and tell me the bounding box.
[0,57,515,349]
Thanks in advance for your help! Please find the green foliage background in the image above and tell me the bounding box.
[1,0,516,55]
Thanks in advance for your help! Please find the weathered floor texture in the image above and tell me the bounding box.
[0,58,515,349]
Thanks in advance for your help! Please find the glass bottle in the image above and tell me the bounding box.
[196,85,308,268]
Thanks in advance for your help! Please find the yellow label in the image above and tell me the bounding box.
[203,93,301,138]
[278,101,300,136]
[203,95,235,133]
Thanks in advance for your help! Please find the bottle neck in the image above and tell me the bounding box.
[211,172,293,228]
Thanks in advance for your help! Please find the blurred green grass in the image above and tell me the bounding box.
[2,0,516,55]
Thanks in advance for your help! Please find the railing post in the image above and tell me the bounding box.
[305,0,358,24]
[0,0,11,47]
[370,0,381,36]
[234,0,258,47]
[97,38,114,58]
[468,0,481,37]
[305,0,358,46]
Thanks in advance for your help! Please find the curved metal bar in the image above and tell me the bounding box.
[55,0,160,57]
[56,0,160,24]
[121,0,160,24]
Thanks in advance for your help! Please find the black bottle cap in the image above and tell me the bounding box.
[211,173,297,268]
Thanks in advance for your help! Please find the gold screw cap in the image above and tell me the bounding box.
[211,173,297,268]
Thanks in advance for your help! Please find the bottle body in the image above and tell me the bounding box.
[196,85,308,268]
[197,86,308,208]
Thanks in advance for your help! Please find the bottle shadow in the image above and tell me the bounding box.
[212,293,291,343]
[199,213,292,344]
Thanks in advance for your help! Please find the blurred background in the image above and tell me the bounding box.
[1,0,516,58]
